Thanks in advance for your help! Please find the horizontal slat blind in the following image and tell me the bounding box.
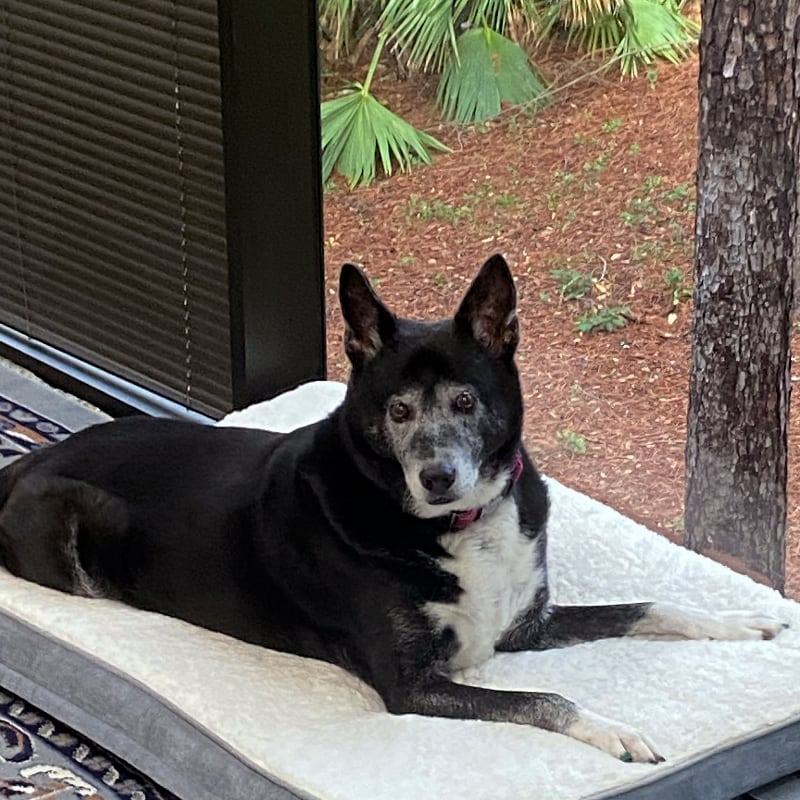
[0,0,232,417]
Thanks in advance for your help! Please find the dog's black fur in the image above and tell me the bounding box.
[0,255,783,762]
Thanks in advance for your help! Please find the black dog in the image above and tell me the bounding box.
[0,255,783,762]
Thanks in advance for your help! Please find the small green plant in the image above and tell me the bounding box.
[620,197,659,227]
[432,271,448,288]
[601,118,622,133]
[539,291,552,303]
[661,182,691,202]
[555,169,576,185]
[631,242,662,261]
[629,141,642,155]
[641,175,663,194]
[646,68,659,89]
[494,192,522,208]
[462,182,494,204]
[664,267,692,306]
[399,255,416,266]
[558,428,588,455]
[583,154,609,173]
[551,267,593,300]
[669,220,687,243]
[575,306,630,333]
[402,194,472,224]
[545,192,559,211]
[561,208,578,231]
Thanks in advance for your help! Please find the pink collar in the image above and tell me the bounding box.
[448,450,524,532]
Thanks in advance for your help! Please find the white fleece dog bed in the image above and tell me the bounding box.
[0,381,799,800]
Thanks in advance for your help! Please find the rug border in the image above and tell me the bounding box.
[0,687,175,799]
[0,360,109,433]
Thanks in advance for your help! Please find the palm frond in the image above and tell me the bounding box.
[464,0,513,33]
[437,27,549,124]
[318,0,363,60]
[615,0,699,75]
[380,0,473,72]
[563,0,619,27]
[321,86,450,187]
[565,8,624,53]
[541,0,697,75]
[506,1,549,47]
[537,0,623,51]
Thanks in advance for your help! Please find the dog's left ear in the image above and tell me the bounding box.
[339,263,397,367]
[455,254,519,358]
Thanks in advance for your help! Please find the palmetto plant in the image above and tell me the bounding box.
[320,0,698,186]
[539,0,698,76]
[321,31,450,187]
[437,26,549,124]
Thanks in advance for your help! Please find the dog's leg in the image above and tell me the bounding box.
[385,679,663,763]
[498,602,787,651]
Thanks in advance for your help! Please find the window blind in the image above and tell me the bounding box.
[0,0,232,417]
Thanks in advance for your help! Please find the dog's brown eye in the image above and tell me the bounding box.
[388,400,411,423]
[454,391,476,413]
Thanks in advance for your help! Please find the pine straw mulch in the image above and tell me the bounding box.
[321,54,800,598]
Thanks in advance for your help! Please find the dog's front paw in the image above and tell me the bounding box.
[637,602,789,641]
[567,709,664,763]
[709,611,788,641]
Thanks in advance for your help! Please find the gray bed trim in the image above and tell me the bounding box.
[593,722,800,800]
[0,610,312,800]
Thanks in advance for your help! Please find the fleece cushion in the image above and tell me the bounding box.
[0,380,798,800]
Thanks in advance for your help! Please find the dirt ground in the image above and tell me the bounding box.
[321,54,800,598]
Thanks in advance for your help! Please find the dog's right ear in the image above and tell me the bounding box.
[339,263,397,367]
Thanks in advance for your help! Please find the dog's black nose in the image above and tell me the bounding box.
[420,464,457,496]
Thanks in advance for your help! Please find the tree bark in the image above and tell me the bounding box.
[685,0,799,591]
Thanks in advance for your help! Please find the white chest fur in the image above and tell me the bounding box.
[425,497,545,670]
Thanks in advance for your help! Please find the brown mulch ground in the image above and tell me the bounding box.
[321,54,800,598]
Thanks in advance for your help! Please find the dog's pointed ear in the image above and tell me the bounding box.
[454,254,519,359]
[339,263,397,366]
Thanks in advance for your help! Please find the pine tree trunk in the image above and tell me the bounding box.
[685,0,799,591]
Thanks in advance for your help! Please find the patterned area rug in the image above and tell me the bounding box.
[0,395,72,466]
[0,395,177,800]
[0,691,175,799]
